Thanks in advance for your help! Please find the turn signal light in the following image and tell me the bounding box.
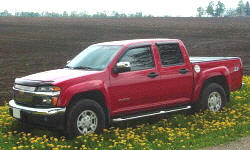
[51,97,58,106]
[53,86,61,92]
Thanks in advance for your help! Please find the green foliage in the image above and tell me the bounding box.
[1,1,249,18]
[0,10,153,18]
[237,0,245,15]
[206,1,215,17]
[197,7,205,17]
[225,8,238,17]
[205,1,225,17]
[63,11,68,17]
[199,0,250,17]
[15,12,40,17]
[0,10,12,16]
[215,1,226,17]
[92,12,108,18]
[245,1,250,16]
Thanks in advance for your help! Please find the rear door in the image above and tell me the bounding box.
[156,42,193,106]
[109,44,161,114]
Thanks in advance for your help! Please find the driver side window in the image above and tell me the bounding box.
[119,46,155,71]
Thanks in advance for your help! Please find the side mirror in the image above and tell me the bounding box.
[113,62,131,74]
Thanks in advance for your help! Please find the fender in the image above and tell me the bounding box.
[192,66,232,102]
[57,80,111,109]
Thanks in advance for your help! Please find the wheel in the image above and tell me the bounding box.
[195,83,227,112]
[65,99,106,138]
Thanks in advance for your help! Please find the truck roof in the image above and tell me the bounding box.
[95,38,179,47]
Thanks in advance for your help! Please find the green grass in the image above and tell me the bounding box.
[0,76,249,150]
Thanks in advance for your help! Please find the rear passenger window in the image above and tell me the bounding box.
[157,43,184,66]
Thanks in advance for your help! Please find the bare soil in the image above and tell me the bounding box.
[203,136,250,150]
[0,17,249,103]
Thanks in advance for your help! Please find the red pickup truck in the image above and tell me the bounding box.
[9,39,243,137]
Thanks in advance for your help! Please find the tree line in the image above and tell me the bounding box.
[0,10,153,18]
[1,0,249,18]
[197,0,250,17]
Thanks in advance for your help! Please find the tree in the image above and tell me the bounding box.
[0,10,12,16]
[70,11,78,17]
[197,6,205,17]
[63,11,68,17]
[237,0,245,15]
[78,11,90,17]
[135,12,143,17]
[225,8,238,17]
[15,12,20,16]
[215,1,225,17]
[245,1,250,16]
[206,1,215,16]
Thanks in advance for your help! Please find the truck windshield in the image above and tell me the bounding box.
[66,45,122,70]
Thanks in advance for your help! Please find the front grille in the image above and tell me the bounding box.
[14,90,33,104]
[13,88,51,108]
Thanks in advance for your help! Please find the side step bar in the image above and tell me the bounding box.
[112,105,191,122]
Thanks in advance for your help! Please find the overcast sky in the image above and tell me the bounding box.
[0,0,244,17]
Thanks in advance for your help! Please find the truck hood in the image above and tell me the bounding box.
[20,68,100,83]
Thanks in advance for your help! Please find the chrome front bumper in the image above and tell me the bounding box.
[9,100,66,115]
[9,100,66,129]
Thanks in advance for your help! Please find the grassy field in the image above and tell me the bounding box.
[0,76,249,150]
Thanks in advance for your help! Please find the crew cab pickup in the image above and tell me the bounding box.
[9,39,243,137]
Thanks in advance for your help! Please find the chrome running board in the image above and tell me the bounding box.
[112,105,191,122]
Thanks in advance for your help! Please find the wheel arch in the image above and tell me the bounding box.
[66,90,111,127]
[200,76,230,102]
[192,66,231,102]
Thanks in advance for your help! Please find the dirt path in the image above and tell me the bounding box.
[204,136,250,150]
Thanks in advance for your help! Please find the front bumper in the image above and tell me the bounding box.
[9,100,66,129]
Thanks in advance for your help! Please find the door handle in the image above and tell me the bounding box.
[179,68,189,74]
[147,72,159,78]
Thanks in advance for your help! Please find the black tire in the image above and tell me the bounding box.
[194,83,227,112]
[65,99,106,138]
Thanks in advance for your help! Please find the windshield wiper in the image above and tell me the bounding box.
[65,65,73,69]
[72,66,97,70]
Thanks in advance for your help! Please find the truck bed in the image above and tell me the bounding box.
[190,57,239,63]
[190,56,242,91]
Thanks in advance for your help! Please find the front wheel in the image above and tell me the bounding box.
[65,99,106,138]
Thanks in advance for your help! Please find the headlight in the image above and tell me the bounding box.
[36,86,61,106]
[36,86,61,92]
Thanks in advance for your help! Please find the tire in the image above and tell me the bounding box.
[65,99,106,138]
[194,83,227,112]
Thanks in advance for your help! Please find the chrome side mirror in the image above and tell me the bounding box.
[113,62,131,74]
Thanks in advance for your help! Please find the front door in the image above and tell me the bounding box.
[109,45,161,114]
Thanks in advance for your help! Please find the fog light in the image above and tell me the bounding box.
[42,98,51,104]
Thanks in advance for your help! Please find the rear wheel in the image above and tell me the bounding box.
[65,99,106,138]
[207,91,222,112]
[195,83,227,112]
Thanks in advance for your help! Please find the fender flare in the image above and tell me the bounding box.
[58,80,111,110]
